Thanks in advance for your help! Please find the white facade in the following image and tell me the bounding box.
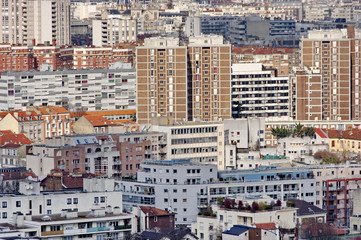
[0,179,122,224]
[232,63,290,118]
[151,122,226,170]
[276,137,328,164]
[192,204,295,240]
[0,0,70,45]
[92,17,137,47]
[18,207,135,239]
[0,66,136,111]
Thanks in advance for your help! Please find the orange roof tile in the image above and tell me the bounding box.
[83,115,114,126]
[315,128,328,139]
[0,130,32,147]
[85,110,136,116]
[325,128,361,140]
[0,111,41,122]
[140,206,174,216]
[254,222,277,230]
[37,106,69,115]
[112,119,136,125]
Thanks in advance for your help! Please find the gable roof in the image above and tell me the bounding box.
[0,111,41,122]
[83,115,114,126]
[315,128,328,139]
[325,128,361,140]
[288,199,325,216]
[140,207,174,216]
[37,106,69,115]
[0,130,32,147]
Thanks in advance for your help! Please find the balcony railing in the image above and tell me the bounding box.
[41,230,64,236]
[114,225,132,230]
[87,227,110,233]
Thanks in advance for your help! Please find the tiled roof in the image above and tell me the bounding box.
[315,128,328,139]
[254,222,277,230]
[85,110,136,116]
[0,130,32,147]
[37,106,69,115]
[83,115,114,126]
[325,129,361,140]
[0,111,41,122]
[2,169,37,180]
[140,206,174,216]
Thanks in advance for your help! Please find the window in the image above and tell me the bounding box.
[164,198,168,203]
[2,212,7,219]
[16,201,21,207]
[2,202,7,208]
[100,197,106,203]
[173,189,177,193]
[73,198,78,204]
[67,198,72,204]
[94,197,99,203]
[183,189,187,193]
[183,198,187,203]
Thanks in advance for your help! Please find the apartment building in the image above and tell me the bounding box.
[136,37,188,124]
[232,46,299,77]
[0,178,122,223]
[137,36,231,124]
[27,135,122,178]
[312,164,361,226]
[21,208,134,239]
[26,132,166,177]
[232,63,290,118]
[0,0,70,45]
[0,130,32,168]
[264,117,361,147]
[0,44,136,72]
[192,204,295,240]
[152,120,225,169]
[92,16,137,46]
[0,111,44,143]
[298,27,356,121]
[187,35,231,121]
[118,160,317,227]
[0,65,136,111]
[15,207,134,239]
[35,106,71,139]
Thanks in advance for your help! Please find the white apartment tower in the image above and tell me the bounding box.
[0,0,70,45]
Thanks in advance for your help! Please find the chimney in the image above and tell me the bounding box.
[52,39,56,46]
[32,39,36,46]
[113,206,121,215]
[60,209,67,218]
[91,208,106,217]
[106,205,112,214]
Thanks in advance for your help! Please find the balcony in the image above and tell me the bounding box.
[87,227,110,233]
[114,225,132,230]
[41,230,64,236]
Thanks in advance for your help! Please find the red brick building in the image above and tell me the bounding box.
[0,44,137,72]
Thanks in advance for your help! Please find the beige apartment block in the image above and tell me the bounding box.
[298,27,359,121]
[136,37,188,124]
[188,35,231,121]
[136,35,231,124]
